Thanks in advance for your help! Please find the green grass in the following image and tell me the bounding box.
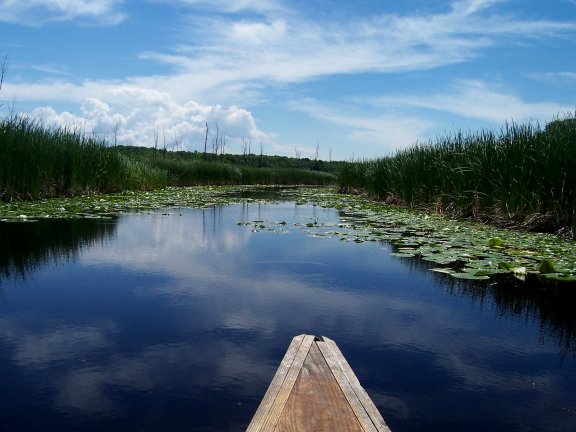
[338,115,576,237]
[8,110,572,237]
[0,116,167,200]
[117,145,344,174]
[0,115,335,201]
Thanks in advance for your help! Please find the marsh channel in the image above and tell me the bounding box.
[0,187,575,431]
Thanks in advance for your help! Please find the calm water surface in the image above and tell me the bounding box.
[1,201,575,431]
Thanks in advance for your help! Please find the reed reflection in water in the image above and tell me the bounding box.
[0,202,574,432]
[0,217,117,279]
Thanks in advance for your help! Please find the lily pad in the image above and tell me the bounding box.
[538,273,576,282]
[430,268,455,275]
[451,272,491,280]
[537,258,557,274]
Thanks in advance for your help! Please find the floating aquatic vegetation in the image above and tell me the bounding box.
[2,185,575,284]
[241,187,576,285]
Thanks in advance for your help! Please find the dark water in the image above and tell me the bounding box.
[1,201,575,432]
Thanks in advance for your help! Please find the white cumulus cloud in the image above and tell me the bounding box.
[30,87,271,153]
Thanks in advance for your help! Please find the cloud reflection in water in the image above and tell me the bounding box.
[0,203,575,431]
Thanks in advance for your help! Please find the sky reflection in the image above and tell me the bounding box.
[0,203,575,431]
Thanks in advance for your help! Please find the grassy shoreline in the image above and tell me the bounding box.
[0,116,167,200]
[3,113,575,239]
[339,115,576,239]
[0,116,336,202]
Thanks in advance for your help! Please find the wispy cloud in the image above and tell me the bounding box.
[530,71,576,85]
[171,0,285,14]
[5,0,575,101]
[372,80,573,123]
[0,0,126,26]
[30,64,71,76]
[291,99,434,156]
[151,0,576,90]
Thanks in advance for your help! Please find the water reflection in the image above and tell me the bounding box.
[0,218,116,279]
[0,203,575,432]
[450,279,576,359]
[394,252,576,358]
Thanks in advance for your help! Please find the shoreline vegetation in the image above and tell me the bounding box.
[339,114,576,239]
[1,113,575,239]
[0,115,338,202]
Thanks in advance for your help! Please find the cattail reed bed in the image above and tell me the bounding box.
[0,116,166,201]
[0,116,334,202]
[338,115,576,238]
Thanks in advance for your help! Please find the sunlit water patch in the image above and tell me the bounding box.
[1,201,575,431]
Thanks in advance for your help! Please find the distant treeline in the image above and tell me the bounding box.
[117,145,344,174]
[339,115,576,237]
[0,116,337,202]
[116,145,343,187]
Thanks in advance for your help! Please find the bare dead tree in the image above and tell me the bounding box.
[171,133,181,153]
[294,146,302,159]
[258,141,265,166]
[314,140,319,161]
[242,138,251,164]
[242,138,248,156]
[203,120,209,157]
[153,125,159,159]
[113,123,119,147]
[328,147,332,162]
[0,54,8,107]
[212,122,220,156]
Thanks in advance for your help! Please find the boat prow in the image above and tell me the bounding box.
[247,334,392,431]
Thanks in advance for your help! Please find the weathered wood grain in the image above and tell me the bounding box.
[320,337,392,432]
[246,335,314,432]
[274,342,364,431]
[246,334,391,432]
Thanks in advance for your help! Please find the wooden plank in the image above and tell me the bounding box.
[316,338,379,431]
[246,335,391,432]
[246,335,307,432]
[247,334,315,432]
[274,342,364,431]
[259,334,315,431]
[320,337,392,432]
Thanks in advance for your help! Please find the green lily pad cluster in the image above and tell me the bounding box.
[2,185,575,284]
[0,186,292,221]
[284,188,576,285]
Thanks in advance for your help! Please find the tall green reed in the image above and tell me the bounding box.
[338,114,576,235]
[0,115,167,200]
[0,115,334,202]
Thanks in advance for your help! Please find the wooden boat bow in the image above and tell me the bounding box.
[247,334,392,431]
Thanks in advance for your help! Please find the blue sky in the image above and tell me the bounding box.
[1,0,575,160]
